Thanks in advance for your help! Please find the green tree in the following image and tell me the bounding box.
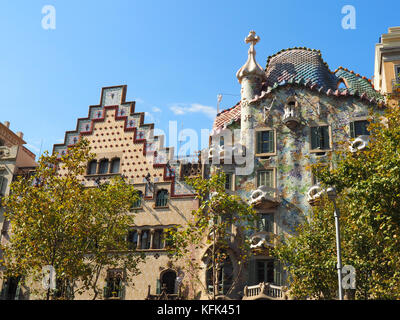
[0,139,144,300]
[165,171,258,300]
[275,105,400,299]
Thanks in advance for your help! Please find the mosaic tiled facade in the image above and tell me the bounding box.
[209,31,385,299]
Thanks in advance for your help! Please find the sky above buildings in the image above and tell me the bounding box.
[0,0,399,158]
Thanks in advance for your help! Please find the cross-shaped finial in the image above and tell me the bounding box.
[245,30,260,47]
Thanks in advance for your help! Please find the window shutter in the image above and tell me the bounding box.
[103,286,108,299]
[257,132,262,154]
[350,122,355,138]
[247,259,256,286]
[311,127,319,150]
[156,279,161,294]
[268,131,274,153]
[322,127,330,149]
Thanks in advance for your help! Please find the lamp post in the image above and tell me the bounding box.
[326,187,343,300]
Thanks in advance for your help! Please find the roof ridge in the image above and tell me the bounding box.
[334,66,373,84]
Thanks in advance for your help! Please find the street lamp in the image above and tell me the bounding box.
[326,186,343,300]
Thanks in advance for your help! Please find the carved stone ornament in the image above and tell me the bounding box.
[236,31,266,83]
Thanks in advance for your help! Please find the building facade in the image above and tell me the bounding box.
[208,31,384,300]
[374,26,400,106]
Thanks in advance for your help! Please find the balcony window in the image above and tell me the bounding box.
[98,159,109,174]
[311,126,330,150]
[256,130,274,154]
[110,158,120,173]
[258,213,274,233]
[257,170,273,188]
[256,260,274,284]
[155,189,168,207]
[87,160,97,175]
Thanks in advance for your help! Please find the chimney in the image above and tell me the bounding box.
[3,121,10,128]
[16,132,24,139]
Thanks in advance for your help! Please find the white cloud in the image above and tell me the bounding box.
[145,112,156,123]
[152,107,162,113]
[169,103,216,119]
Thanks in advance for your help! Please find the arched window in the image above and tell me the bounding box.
[140,230,151,249]
[98,159,109,174]
[205,250,233,295]
[131,191,143,209]
[87,160,97,175]
[160,270,177,294]
[155,189,168,207]
[110,158,120,174]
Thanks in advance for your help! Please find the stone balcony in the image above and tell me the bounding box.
[242,282,288,300]
[249,185,281,209]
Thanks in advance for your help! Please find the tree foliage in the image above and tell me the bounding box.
[0,139,144,300]
[165,171,258,299]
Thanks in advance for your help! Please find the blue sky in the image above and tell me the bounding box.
[0,0,399,158]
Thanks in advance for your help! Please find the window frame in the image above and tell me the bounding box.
[309,124,332,153]
[110,158,121,174]
[257,212,275,234]
[98,158,109,175]
[155,189,169,208]
[255,128,276,157]
[225,173,234,191]
[130,190,143,210]
[349,116,371,139]
[87,160,98,175]
[256,169,275,189]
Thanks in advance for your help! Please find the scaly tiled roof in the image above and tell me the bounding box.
[334,67,382,102]
[265,48,337,89]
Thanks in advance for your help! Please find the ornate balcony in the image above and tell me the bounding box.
[243,283,288,300]
[248,185,280,209]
